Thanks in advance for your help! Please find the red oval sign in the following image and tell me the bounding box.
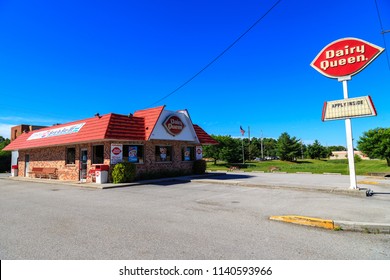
[311,38,384,79]
[112,147,121,155]
[163,115,185,136]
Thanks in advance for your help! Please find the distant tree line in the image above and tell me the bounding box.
[203,132,346,163]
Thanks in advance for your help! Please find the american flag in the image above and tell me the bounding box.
[240,126,245,136]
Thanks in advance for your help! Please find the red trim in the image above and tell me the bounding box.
[321,101,328,122]
[367,95,377,116]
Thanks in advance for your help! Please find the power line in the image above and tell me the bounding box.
[374,0,390,71]
[147,0,283,107]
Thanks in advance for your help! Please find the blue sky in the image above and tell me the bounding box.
[0,0,389,147]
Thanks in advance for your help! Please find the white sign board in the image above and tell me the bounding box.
[322,96,376,121]
[195,146,203,160]
[110,144,123,164]
[28,123,85,140]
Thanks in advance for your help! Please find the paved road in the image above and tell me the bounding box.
[1,175,390,260]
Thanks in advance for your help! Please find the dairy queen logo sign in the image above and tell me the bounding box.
[112,147,121,155]
[163,115,185,136]
[311,37,384,79]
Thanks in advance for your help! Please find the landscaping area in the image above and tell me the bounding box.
[206,159,390,176]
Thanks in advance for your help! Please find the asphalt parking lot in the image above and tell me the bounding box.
[1,173,390,260]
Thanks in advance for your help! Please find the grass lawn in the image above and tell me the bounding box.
[206,159,390,175]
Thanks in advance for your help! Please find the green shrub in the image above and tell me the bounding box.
[193,159,207,174]
[354,154,362,163]
[111,162,136,183]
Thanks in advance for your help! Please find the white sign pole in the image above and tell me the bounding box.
[340,77,358,189]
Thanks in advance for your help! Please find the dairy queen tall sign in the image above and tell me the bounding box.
[311,37,384,79]
[311,37,384,190]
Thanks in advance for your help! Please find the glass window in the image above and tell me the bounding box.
[93,145,104,164]
[155,146,172,162]
[66,147,76,164]
[182,146,195,161]
[123,145,144,164]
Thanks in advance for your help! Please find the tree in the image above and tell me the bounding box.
[263,138,278,158]
[276,132,301,161]
[202,136,220,164]
[357,127,390,166]
[0,136,11,172]
[328,145,346,151]
[307,140,327,160]
[203,135,242,163]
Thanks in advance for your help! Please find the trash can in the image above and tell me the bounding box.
[95,165,109,184]
[11,165,18,177]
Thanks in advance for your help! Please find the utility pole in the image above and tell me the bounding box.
[260,130,264,160]
[248,126,251,161]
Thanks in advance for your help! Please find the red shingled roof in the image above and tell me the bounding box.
[193,125,219,145]
[133,105,164,140]
[3,106,217,151]
[105,113,145,140]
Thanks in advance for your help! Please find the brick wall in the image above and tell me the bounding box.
[17,140,198,182]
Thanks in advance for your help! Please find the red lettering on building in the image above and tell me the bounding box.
[163,115,185,136]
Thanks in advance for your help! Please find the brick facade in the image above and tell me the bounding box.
[17,140,197,182]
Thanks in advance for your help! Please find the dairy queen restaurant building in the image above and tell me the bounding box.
[4,106,218,183]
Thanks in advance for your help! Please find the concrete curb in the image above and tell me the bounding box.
[334,220,390,234]
[270,215,390,234]
[191,178,368,198]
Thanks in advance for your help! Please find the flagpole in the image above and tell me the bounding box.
[242,138,245,164]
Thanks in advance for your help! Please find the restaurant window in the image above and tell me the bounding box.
[182,146,195,161]
[93,145,104,164]
[123,145,144,164]
[155,146,172,162]
[66,147,76,164]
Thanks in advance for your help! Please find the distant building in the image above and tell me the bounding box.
[11,124,47,141]
[9,124,47,168]
[330,150,370,160]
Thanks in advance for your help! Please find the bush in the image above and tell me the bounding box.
[111,162,136,183]
[0,154,11,172]
[193,160,207,174]
[354,154,362,163]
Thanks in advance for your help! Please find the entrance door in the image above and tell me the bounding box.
[80,149,88,182]
[24,154,30,177]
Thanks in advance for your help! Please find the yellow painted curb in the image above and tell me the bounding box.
[357,180,379,185]
[270,215,335,230]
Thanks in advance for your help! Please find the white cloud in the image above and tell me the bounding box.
[0,116,59,124]
[0,123,12,139]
